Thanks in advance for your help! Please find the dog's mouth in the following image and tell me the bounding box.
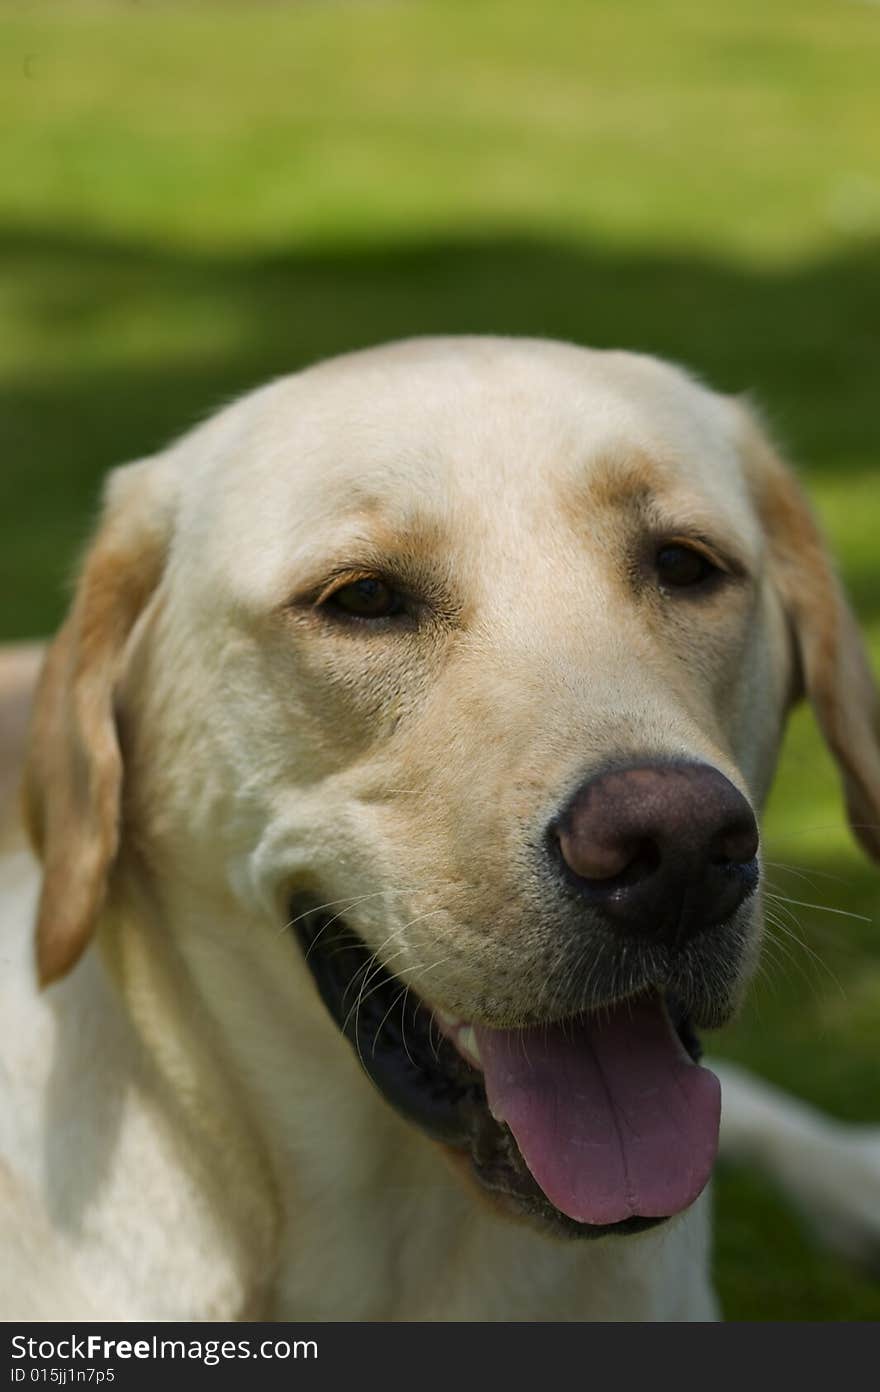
[291,903,720,1240]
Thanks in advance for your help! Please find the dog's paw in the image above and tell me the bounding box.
[713,1058,880,1272]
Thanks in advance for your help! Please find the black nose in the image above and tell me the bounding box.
[551,761,759,946]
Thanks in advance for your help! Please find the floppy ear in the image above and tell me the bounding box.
[737,402,880,862]
[24,458,175,985]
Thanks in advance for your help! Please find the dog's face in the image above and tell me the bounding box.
[24,338,880,1237]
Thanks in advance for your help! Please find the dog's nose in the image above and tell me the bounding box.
[552,761,759,945]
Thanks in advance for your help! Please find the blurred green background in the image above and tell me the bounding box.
[1,0,878,1320]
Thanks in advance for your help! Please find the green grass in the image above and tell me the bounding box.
[1,0,878,1320]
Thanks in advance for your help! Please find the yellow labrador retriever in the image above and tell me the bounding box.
[1,337,879,1321]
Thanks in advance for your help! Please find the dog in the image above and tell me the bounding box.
[1,336,878,1321]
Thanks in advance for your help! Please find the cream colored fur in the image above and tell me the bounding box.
[1,338,878,1321]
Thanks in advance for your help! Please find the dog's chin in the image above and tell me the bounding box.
[289,900,727,1241]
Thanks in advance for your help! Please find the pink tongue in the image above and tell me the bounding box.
[473,995,720,1226]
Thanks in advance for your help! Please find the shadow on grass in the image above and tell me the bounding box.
[2,225,879,636]
[714,1163,880,1322]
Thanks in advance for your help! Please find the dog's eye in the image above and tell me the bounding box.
[325,577,404,620]
[654,544,718,589]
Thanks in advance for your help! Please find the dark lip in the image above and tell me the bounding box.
[290,898,703,1240]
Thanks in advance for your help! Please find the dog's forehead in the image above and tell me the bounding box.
[173,339,760,601]
[252,339,740,483]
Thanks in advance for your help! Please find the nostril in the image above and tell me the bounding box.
[556,828,627,881]
[709,819,760,868]
[556,827,662,887]
[613,837,662,886]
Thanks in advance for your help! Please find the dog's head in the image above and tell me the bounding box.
[24,337,880,1237]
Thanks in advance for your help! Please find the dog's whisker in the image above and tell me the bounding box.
[763,910,847,997]
[342,951,399,1009]
[763,859,852,889]
[399,987,418,1071]
[342,909,451,1042]
[339,917,432,1010]
[749,941,780,1004]
[303,915,359,960]
[762,884,858,949]
[761,923,820,996]
[763,891,872,924]
[426,1010,443,1064]
[281,889,396,935]
[369,983,412,1061]
[761,909,846,1002]
[773,821,880,837]
[283,897,383,953]
[343,945,413,1039]
[762,884,808,933]
[356,947,457,1032]
[353,912,447,984]
[360,950,458,1062]
[279,882,437,946]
